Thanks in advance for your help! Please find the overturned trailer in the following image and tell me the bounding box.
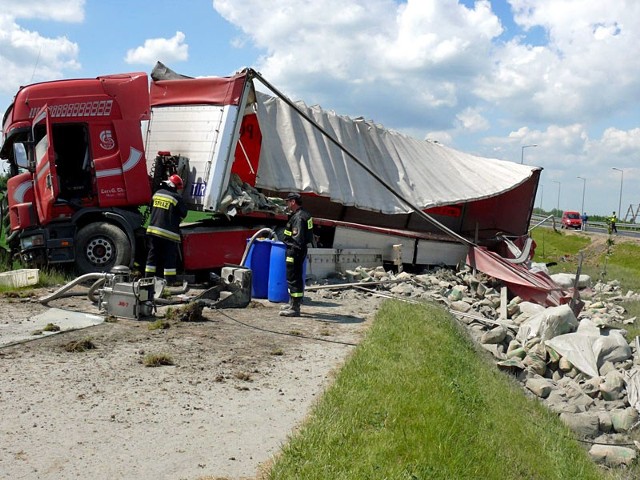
[148,66,541,272]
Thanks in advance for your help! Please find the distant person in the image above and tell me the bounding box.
[609,211,618,234]
[145,174,188,285]
[580,212,588,231]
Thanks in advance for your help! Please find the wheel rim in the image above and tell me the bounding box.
[85,236,114,266]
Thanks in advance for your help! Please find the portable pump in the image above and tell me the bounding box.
[99,266,165,320]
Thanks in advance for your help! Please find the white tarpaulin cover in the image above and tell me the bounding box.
[254,91,540,215]
[546,319,632,378]
[517,304,579,343]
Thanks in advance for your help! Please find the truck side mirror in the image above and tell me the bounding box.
[13,143,29,169]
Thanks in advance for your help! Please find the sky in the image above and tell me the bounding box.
[0,0,638,217]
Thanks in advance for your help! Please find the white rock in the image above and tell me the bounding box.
[589,444,636,467]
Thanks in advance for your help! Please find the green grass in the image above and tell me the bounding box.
[530,227,640,287]
[143,352,174,367]
[530,227,591,266]
[600,242,640,290]
[269,301,603,480]
[184,210,211,222]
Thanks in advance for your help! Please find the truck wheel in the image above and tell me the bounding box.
[75,223,131,274]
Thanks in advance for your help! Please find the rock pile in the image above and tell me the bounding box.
[313,264,640,468]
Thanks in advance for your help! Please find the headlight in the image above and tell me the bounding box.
[20,234,45,249]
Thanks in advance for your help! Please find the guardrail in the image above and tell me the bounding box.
[530,214,640,233]
[529,214,556,232]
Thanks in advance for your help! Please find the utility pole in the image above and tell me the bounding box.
[552,180,561,215]
[577,176,586,214]
[612,168,623,220]
[520,144,538,164]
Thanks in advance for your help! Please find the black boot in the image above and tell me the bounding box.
[279,297,301,317]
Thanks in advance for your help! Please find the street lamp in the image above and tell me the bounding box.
[539,184,544,211]
[520,144,538,164]
[552,180,561,215]
[612,168,623,219]
[577,176,586,215]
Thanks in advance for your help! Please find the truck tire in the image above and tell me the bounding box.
[75,223,131,274]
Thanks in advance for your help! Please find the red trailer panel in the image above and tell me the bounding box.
[180,226,262,270]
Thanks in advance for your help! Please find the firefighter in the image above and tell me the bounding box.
[145,174,188,285]
[279,192,314,317]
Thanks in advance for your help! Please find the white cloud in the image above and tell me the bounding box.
[214,0,639,143]
[213,0,503,129]
[488,124,587,153]
[0,0,85,22]
[476,1,640,123]
[589,127,640,162]
[0,6,81,97]
[455,107,489,132]
[424,131,453,145]
[124,31,189,66]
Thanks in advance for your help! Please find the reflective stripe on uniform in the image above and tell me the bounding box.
[145,265,156,273]
[307,218,313,229]
[286,256,294,263]
[290,292,304,298]
[146,226,181,242]
[283,229,292,237]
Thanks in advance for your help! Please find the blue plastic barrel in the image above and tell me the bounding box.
[268,241,307,303]
[244,238,272,299]
[268,241,288,303]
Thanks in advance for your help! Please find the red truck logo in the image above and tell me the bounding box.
[99,130,115,150]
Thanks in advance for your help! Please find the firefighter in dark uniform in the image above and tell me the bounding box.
[280,192,313,317]
[145,174,188,285]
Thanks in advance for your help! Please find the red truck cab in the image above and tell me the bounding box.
[0,73,153,272]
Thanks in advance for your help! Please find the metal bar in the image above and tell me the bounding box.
[305,279,405,291]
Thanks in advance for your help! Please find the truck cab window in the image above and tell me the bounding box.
[52,123,93,200]
[32,124,47,167]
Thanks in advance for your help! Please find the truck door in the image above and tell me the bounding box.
[32,106,59,224]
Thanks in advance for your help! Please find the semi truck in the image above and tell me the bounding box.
[0,64,541,278]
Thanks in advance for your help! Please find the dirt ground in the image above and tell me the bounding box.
[0,283,382,480]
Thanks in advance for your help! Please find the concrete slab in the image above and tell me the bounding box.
[0,308,104,348]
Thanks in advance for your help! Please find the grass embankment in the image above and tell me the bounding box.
[269,302,603,480]
[530,226,640,291]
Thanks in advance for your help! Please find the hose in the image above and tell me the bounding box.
[39,272,109,305]
[87,278,106,304]
[154,296,190,305]
[240,227,277,266]
[164,280,190,295]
